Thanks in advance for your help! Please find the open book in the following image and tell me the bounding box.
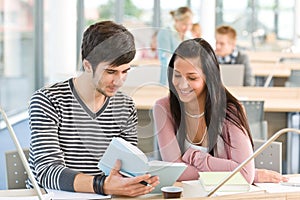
[98,137,187,193]
[199,172,250,192]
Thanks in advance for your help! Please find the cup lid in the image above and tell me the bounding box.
[161,186,183,193]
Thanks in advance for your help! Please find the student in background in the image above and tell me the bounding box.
[191,23,202,38]
[157,6,193,85]
[27,21,159,197]
[215,25,255,86]
[153,38,288,183]
[150,31,158,57]
[141,30,158,59]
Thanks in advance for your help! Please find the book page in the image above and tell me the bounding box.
[98,138,149,176]
[98,138,187,193]
[114,137,148,162]
[147,161,187,193]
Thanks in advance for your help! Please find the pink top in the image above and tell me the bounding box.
[153,96,256,184]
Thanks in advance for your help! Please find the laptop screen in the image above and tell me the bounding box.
[220,64,245,86]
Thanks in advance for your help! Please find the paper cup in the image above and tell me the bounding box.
[161,186,183,199]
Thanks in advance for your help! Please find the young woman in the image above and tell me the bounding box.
[157,6,193,85]
[153,38,288,184]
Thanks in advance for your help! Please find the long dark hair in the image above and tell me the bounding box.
[168,38,253,154]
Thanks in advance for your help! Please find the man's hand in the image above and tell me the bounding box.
[103,160,160,196]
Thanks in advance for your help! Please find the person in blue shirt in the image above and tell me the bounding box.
[157,6,193,85]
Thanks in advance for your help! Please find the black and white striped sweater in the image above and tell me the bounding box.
[27,78,138,191]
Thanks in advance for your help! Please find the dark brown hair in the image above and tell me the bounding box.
[81,21,136,71]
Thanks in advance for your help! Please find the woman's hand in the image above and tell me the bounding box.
[103,160,160,196]
[255,168,289,183]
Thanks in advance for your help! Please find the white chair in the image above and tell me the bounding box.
[123,65,161,87]
[285,69,300,87]
[241,100,268,140]
[253,139,282,173]
[5,149,29,189]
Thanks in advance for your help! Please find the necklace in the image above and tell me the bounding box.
[186,127,208,145]
[185,111,205,118]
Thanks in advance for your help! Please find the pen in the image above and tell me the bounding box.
[119,171,152,187]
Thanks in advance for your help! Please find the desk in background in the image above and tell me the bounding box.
[130,58,300,87]
[131,53,300,67]
[244,51,300,86]
[227,87,300,113]
[251,62,300,86]
[121,86,300,173]
[246,51,300,63]
[122,86,300,137]
[130,58,160,67]
[122,86,300,112]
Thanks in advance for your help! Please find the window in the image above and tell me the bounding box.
[216,0,294,51]
[84,0,115,24]
[0,0,35,114]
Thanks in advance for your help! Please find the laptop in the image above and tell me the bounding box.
[220,64,245,86]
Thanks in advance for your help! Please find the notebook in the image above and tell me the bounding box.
[198,171,250,192]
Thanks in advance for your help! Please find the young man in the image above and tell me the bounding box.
[215,25,255,86]
[27,21,159,197]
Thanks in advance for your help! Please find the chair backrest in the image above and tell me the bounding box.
[241,100,268,140]
[123,65,161,87]
[285,69,300,87]
[5,148,29,189]
[253,139,282,173]
[241,100,264,123]
[220,64,245,86]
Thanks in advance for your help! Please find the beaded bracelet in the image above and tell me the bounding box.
[93,174,107,195]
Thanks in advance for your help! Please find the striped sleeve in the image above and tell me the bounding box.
[28,90,78,191]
